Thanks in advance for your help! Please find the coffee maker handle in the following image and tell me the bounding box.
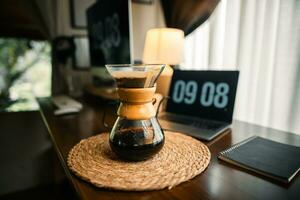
[153,93,169,117]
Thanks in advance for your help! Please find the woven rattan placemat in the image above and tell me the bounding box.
[68,131,210,191]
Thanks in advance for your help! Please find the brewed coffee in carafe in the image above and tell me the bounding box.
[106,64,165,161]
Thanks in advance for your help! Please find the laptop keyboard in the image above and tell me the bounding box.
[159,113,224,130]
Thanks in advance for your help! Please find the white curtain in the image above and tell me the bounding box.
[182,0,300,135]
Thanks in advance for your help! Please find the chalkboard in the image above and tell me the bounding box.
[87,0,131,66]
[167,70,239,123]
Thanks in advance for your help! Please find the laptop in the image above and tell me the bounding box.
[158,70,239,141]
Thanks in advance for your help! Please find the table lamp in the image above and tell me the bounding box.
[142,28,184,98]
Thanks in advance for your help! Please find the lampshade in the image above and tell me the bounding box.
[142,28,184,65]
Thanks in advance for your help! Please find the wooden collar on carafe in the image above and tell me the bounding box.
[117,87,156,120]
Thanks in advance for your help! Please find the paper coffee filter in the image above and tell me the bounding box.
[106,64,165,88]
[111,71,148,78]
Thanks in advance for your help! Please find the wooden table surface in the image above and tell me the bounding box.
[37,97,300,200]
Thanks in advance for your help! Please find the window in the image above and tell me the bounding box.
[0,38,51,112]
[182,0,300,134]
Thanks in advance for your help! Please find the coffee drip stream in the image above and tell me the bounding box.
[106,64,165,161]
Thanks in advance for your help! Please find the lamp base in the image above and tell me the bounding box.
[156,64,173,98]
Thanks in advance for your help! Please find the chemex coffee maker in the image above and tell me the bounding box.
[105,64,165,161]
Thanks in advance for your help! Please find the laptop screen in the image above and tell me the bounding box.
[166,70,239,123]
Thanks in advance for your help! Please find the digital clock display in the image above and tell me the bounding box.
[166,70,239,122]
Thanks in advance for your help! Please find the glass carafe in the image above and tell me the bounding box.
[106,64,165,161]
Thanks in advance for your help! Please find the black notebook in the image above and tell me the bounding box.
[218,136,300,183]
